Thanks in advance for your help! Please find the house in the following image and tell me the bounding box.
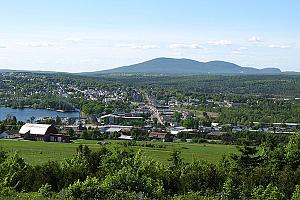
[207,131,226,136]
[99,114,120,125]
[232,125,250,133]
[118,134,133,140]
[122,116,144,121]
[0,130,20,139]
[149,132,174,142]
[103,97,118,103]
[19,123,69,142]
[170,127,195,136]
[99,125,133,134]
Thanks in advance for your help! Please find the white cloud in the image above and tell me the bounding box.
[16,42,57,47]
[116,44,158,49]
[237,47,248,51]
[64,38,82,43]
[232,51,242,55]
[169,43,202,49]
[134,45,158,49]
[207,40,232,46]
[248,36,263,42]
[232,47,248,54]
[269,44,291,49]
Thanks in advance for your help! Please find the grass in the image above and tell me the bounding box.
[0,139,238,165]
[173,106,205,119]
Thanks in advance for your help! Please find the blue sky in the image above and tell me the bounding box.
[0,0,299,72]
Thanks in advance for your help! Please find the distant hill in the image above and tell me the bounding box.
[2,58,298,75]
[0,69,68,74]
[83,58,283,75]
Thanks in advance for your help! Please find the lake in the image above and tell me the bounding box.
[0,107,80,122]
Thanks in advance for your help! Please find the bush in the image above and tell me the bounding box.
[38,183,53,198]
[66,177,104,199]
[251,184,285,200]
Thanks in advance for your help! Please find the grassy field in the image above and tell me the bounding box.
[173,106,205,119]
[0,139,238,165]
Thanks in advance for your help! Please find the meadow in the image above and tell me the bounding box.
[0,139,238,165]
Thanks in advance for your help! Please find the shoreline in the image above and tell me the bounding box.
[0,106,78,113]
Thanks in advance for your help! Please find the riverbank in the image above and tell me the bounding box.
[0,105,77,112]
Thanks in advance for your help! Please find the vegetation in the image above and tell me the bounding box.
[99,74,300,96]
[2,72,300,199]
[2,72,300,124]
[0,140,237,165]
[1,133,300,199]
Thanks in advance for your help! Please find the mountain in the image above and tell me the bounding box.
[1,58,296,75]
[87,58,282,75]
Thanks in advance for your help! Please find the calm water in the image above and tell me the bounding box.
[0,107,80,122]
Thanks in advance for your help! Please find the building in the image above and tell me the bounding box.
[207,131,226,136]
[0,130,20,139]
[149,132,174,142]
[118,134,133,140]
[19,123,69,142]
[99,125,133,134]
[99,114,120,125]
[170,127,196,136]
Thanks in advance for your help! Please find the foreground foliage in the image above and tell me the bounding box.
[2,134,300,199]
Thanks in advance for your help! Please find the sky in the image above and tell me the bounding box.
[0,0,299,72]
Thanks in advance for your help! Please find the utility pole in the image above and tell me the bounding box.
[61,188,65,200]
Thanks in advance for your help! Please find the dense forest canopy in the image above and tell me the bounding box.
[92,74,300,97]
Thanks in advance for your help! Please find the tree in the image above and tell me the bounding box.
[0,148,7,164]
[66,176,103,199]
[130,128,148,141]
[38,183,53,198]
[231,143,262,168]
[28,116,35,123]
[252,184,284,200]
[169,151,183,170]
[55,116,62,125]
[286,133,300,169]
[0,152,28,191]
[180,161,224,195]
[67,128,75,138]
[173,111,182,123]
[291,185,300,200]
[5,114,17,125]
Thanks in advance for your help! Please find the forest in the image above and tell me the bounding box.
[95,74,300,97]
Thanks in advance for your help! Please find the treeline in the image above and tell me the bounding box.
[177,131,291,146]
[0,95,76,111]
[3,134,300,199]
[173,99,300,125]
[216,99,300,124]
[0,115,24,132]
[80,100,132,116]
[96,74,300,96]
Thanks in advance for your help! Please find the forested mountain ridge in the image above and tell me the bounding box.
[85,57,283,75]
[2,58,299,75]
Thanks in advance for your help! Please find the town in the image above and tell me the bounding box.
[1,72,300,200]
[1,1,300,199]
[1,72,300,145]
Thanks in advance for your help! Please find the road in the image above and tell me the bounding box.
[143,92,164,125]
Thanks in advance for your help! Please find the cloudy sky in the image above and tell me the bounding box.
[0,0,299,72]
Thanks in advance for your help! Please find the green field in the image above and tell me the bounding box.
[0,139,238,165]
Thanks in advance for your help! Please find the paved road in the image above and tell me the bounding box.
[143,92,164,125]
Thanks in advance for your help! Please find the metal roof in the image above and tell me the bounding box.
[19,123,54,135]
